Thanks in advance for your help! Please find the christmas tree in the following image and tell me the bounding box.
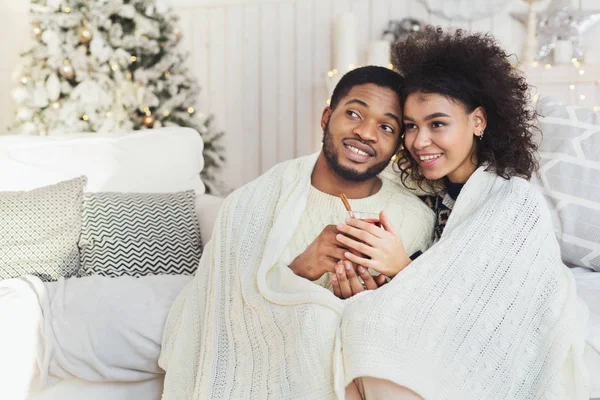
[10,0,225,193]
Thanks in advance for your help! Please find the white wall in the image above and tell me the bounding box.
[0,2,31,135]
[2,0,600,190]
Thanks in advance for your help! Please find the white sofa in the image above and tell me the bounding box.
[1,126,598,399]
[0,128,222,399]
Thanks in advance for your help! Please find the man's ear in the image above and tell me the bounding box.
[321,107,332,130]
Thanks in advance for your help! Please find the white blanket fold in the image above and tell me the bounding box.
[158,154,588,399]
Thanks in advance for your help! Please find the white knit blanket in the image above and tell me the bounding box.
[159,154,590,399]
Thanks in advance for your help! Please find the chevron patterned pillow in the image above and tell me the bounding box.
[0,176,86,281]
[534,97,600,271]
[78,191,202,277]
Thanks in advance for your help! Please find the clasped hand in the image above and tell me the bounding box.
[335,211,411,279]
[288,224,386,298]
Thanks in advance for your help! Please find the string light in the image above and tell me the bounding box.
[326,98,331,106]
[163,110,170,117]
[143,107,151,116]
[579,69,585,75]
[106,112,112,117]
[126,72,132,80]
[82,114,89,121]
[580,94,586,100]
[64,7,71,13]
[130,55,137,62]
[327,71,334,78]
[593,106,600,112]
[164,71,170,77]
[571,57,578,64]
[531,61,539,67]
[110,63,118,71]
[187,107,194,114]
[544,64,552,69]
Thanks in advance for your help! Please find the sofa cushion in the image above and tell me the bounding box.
[0,176,86,281]
[78,191,202,278]
[533,97,600,271]
[0,127,205,194]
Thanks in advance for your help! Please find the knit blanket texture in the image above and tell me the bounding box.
[159,154,589,399]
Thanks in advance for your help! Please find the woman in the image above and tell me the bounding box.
[333,28,589,399]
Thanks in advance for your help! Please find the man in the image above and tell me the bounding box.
[286,67,433,297]
[159,66,434,399]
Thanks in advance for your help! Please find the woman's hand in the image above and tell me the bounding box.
[330,260,387,299]
[336,211,411,278]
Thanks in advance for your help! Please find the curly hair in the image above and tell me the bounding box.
[392,27,539,190]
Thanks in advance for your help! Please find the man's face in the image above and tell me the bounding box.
[321,83,402,182]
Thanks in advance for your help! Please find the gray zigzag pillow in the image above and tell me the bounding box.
[0,176,86,281]
[78,191,202,277]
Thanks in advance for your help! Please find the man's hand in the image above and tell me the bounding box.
[288,225,348,281]
[330,260,387,299]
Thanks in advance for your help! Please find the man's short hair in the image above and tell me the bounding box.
[329,66,404,110]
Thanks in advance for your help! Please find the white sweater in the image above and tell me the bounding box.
[287,178,433,289]
[160,153,589,399]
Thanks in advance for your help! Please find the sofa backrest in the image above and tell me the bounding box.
[0,127,205,194]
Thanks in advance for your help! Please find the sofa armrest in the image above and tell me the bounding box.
[194,194,224,245]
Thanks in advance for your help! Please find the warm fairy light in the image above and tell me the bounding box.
[388,63,393,69]
[332,68,338,74]
[327,71,334,78]
[126,72,132,79]
[82,114,89,121]
[569,84,575,90]
[163,110,170,117]
[164,71,170,77]
[579,69,585,75]
[187,107,194,114]
[143,107,151,116]
[110,63,118,71]
[580,94,586,100]
[106,112,112,117]
[130,56,137,62]
[544,64,552,69]
[593,106,600,112]
[571,57,578,64]
[531,61,539,67]
[64,7,71,13]
[326,98,331,106]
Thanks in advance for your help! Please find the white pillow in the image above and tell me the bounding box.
[533,97,600,271]
[0,127,205,194]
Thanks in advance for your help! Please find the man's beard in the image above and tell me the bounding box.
[322,121,392,182]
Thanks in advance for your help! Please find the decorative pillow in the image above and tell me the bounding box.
[78,191,202,277]
[533,97,600,271]
[0,176,86,281]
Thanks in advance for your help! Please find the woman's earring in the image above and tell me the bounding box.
[479,130,485,140]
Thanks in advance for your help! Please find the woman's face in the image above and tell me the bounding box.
[403,92,486,183]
